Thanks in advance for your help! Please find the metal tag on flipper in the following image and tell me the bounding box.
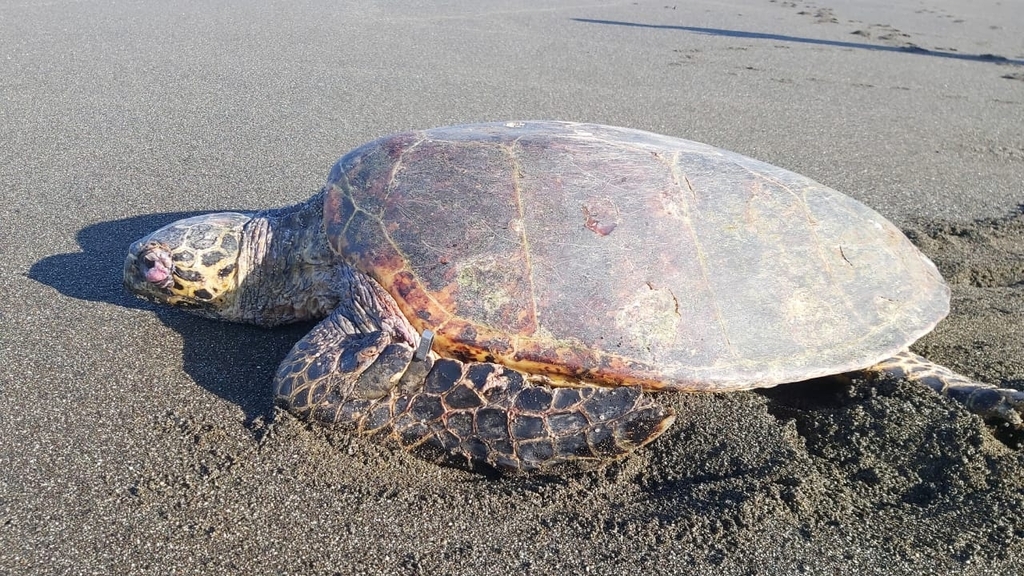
[400,329,435,392]
[413,329,434,362]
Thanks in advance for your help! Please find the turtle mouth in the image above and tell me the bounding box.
[137,244,175,290]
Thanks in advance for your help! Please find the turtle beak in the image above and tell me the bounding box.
[128,242,175,291]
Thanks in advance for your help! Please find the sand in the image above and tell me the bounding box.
[2,0,1023,574]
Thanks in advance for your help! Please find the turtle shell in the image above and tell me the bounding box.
[323,121,949,391]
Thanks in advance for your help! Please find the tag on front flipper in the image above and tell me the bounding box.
[414,329,434,361]
[400,329,435,390]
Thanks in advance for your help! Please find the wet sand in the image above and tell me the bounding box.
[2,1,1023,574]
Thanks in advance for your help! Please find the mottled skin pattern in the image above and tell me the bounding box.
[124,122,1024,471]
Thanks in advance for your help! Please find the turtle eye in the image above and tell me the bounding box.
[173,268,203,282]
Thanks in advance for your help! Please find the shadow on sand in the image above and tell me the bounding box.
[572,18,1024,66]
[29,212,312,425]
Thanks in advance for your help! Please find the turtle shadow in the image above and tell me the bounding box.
[28,212,310,426]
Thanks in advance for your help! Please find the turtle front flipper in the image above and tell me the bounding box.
[867,351,1024,427]
[273,272,674,472]
[388,356,675,471]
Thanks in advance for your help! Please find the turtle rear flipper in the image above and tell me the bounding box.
[273,273,674,472]
[868,351,1024,427]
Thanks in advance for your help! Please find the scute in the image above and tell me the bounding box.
[323,121,950,391]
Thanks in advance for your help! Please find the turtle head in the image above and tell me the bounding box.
[124,212,252,319]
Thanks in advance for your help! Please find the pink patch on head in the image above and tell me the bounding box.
[145,266,169,284]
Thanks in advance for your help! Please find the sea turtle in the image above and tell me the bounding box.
[124,121,1024,472]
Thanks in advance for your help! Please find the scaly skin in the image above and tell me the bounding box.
[124,192,341,327]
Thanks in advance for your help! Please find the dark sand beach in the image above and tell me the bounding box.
[2,1,1023,574]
